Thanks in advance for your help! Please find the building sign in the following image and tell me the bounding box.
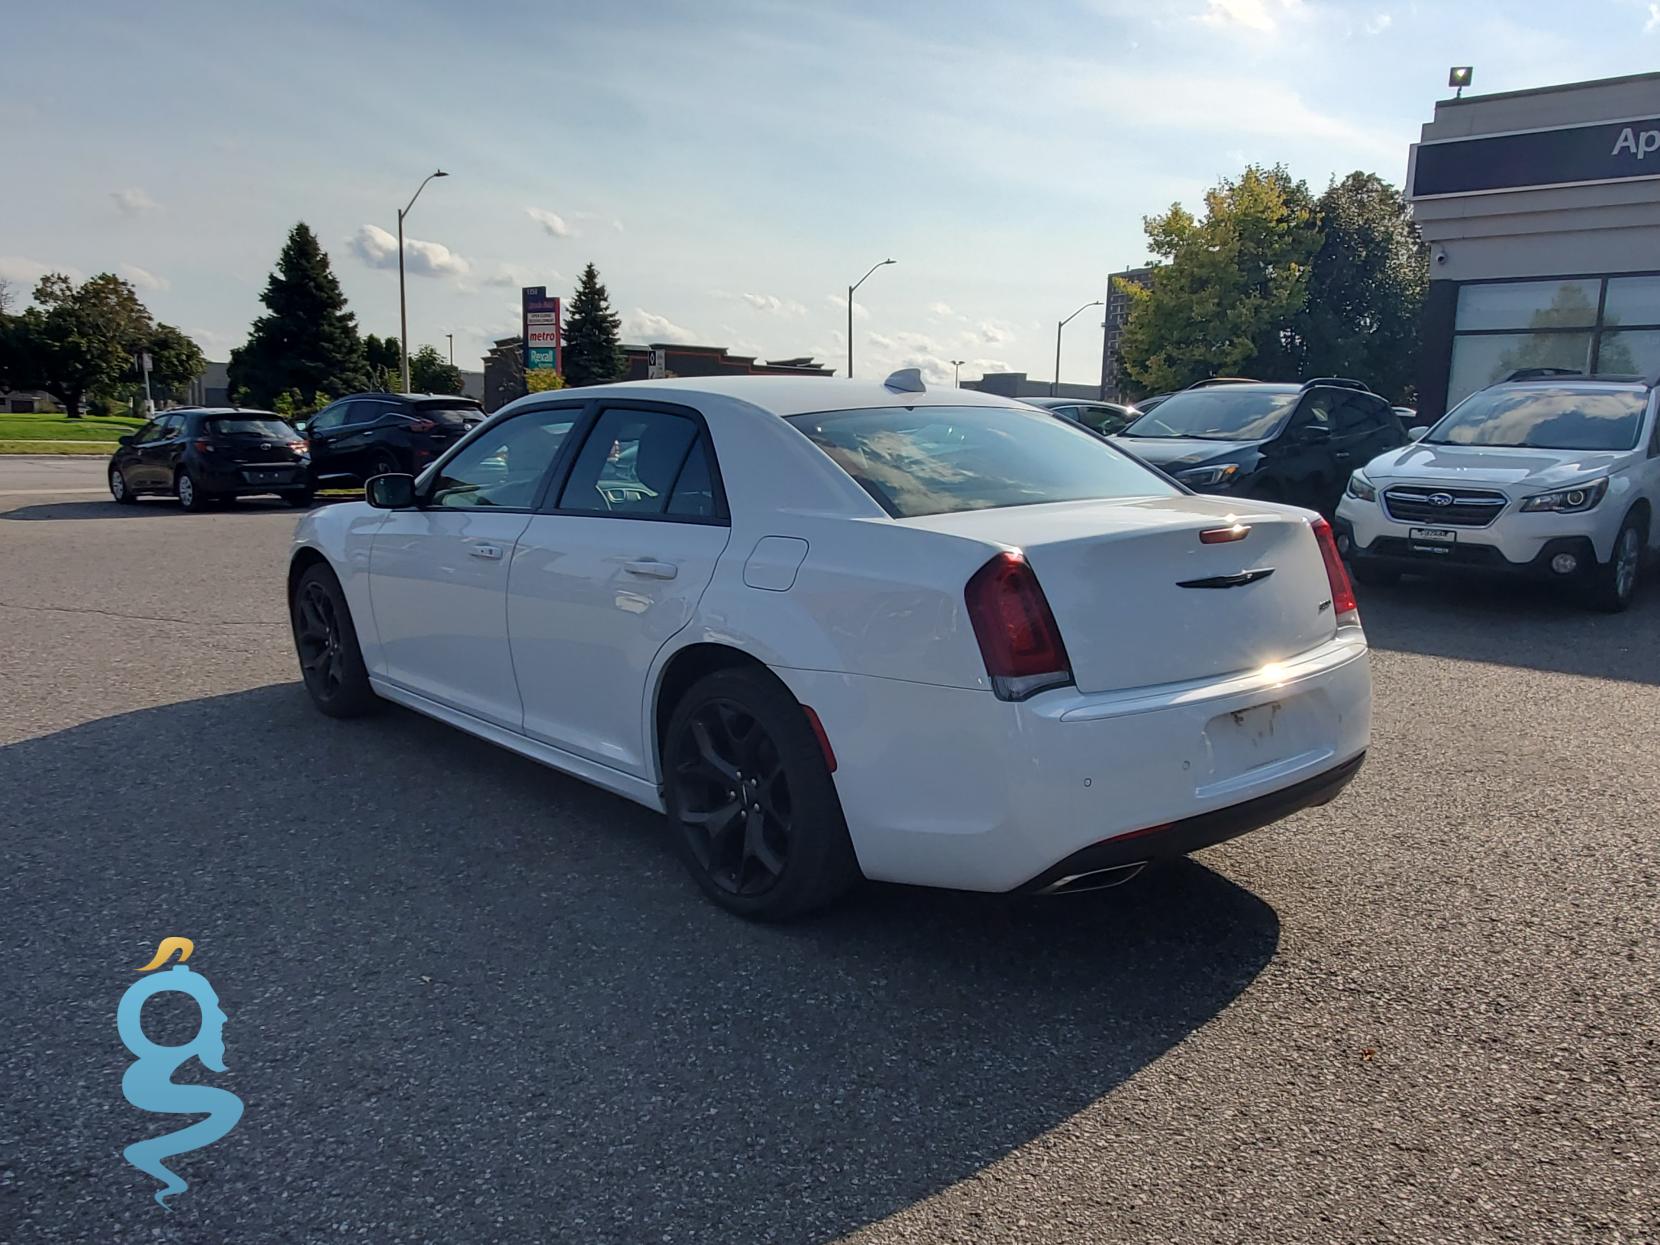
[520,287,562,374]
[647,347,668,380]
[1409,115,1660,199]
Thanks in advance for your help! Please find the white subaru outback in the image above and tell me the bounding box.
[1334,370,1660,612]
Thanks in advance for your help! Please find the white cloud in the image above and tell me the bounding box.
[1647,3,1660,33]
[348,224,470,278]
[827,292,871,320]
[975,320,1015,345]
[927,301,965,321]
[525,207,573,238]
[1363,12,1392,35]
[0,256,82,289]
[1197,0,1302,33]
[740,292,807,316]
[111,187,158,215]
[626,308,699,344]
[483,263,558,289]
[119,263,169,293]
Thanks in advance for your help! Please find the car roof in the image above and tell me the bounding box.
[168,407,281,417]
[1162,382,1301,395]
[525,375,1028,419]
[1492,376,1647,390]
[339,391,482,403]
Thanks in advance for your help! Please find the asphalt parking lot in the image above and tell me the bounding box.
[2,455,1657,1244]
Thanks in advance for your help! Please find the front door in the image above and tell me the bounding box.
[368,404,582,728]
[510,403,730,777]
[136,414,187,489]
[304,401,352,481]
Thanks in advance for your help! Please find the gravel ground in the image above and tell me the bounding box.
[2,460,1657,1244]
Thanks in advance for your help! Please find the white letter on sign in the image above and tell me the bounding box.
[1613,127,1638,156]
[1642,131,1660,159]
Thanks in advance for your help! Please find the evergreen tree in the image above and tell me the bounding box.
[228,223,367,406]
[363,334,401,390]
[562,262,625,387]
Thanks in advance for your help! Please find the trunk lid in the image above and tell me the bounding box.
[904,496,1337,694]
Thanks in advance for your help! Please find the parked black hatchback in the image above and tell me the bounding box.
[1112,378,1405,515]
[109,408,311,511]
[299,393,485,486]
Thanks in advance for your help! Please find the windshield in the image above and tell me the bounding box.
[1424,387,1646,451]
[1120,389,1299,441]
[205,417,296,439]
[786,405,1175,518]
[416,403,483,427]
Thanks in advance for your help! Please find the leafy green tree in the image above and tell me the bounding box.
[11,273,152,417]
[1119,165,1320,395]
[1299,172,1427,402]
[228,222,368,406]
[562,262,625,387]
[364,333,401,390]
[409,344,464,394]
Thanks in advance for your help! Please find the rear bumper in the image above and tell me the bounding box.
[773,630,1371,893]
[197,462,309,493]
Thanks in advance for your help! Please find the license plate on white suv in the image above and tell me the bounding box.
[1409,527,1456,554]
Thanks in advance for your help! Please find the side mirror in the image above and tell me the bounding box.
[366,473,417,509]
[1407,425,1429,441]
[292,419,309,434]
[117,434,135,447]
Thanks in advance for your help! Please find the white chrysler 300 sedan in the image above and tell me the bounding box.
[287,372,1371,918]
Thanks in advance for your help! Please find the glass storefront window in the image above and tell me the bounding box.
[1455,280,1601,331]
[1597,330,1660,377]
[1447,332,1592,410]
[1602,277,1660,328]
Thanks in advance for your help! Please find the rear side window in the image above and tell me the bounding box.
[415,403,483,427]
[205,417,295,439]
[558,407,705,517]
[786,405,1176,518]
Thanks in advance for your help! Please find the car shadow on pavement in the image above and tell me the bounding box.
[0,684,1279,1244]
[1356,574,1660,685]
[1,498,308,521]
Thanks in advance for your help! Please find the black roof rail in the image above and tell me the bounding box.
[1502,367,1582,383]
[1185,376,1259,389]
[1299,377,1372,393]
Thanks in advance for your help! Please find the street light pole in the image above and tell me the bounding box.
[950,359,966,386]
[1053,299,1103,397]
[397,169,449,392]
[846,257,895,379]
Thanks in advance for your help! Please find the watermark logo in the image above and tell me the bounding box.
[116,937,244,1209]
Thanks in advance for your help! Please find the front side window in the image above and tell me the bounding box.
[132,420,167,444]
[558,407,704,516]
[1424,387,1646,452]
[308,403,347,432]
[428,409,578,509]
[787,404,1175,518]
[1121,389,1300,442]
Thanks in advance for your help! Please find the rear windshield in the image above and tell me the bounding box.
[1424,387,1647,451]
[786,405,1175,518]
[416,403,484,427]
[1120,389,1299,441]
[205,417,296,439]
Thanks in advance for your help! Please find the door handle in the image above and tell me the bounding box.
[469,544,503,561]
[624,559,678,579]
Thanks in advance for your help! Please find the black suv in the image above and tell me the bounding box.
[108,408,310,510]
[1112,377,1405,514]
[300,393,485,486]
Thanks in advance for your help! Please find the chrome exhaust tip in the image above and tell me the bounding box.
[1037,861,1148,896]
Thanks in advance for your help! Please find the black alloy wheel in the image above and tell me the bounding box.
[663,668,859,920]
[290,565,378,717]
[672,698,793,897]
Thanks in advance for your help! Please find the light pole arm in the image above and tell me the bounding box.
[402,171,443,218]
[1053,300,1103,396]
[851,260,889,295]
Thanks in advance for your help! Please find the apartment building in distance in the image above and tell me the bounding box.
[1099,265,1152,402]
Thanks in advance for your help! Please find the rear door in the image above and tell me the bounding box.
[368,403,584,727]
[509,401,730,776]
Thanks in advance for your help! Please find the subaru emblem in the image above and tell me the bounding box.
[1429,492,1454,507]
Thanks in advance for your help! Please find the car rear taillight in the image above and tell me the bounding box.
[193,438,213,453]
[403,416,437,433]
[965,551,1073,701]
[289,439,308,454]
[1311,517,1360,627]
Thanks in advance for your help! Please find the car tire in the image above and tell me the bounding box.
[366,451,401,479]
[175,469,209,512]
[662,667,860,920]
[1586,511,1646,613]
[1350,560,1400,588]
[290,563,380,718]
[109,466,136,504]
[283,489,315,508]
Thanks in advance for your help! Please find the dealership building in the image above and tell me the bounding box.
[1407,70,1660,421]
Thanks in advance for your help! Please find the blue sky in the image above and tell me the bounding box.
[5,0,1659,385]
